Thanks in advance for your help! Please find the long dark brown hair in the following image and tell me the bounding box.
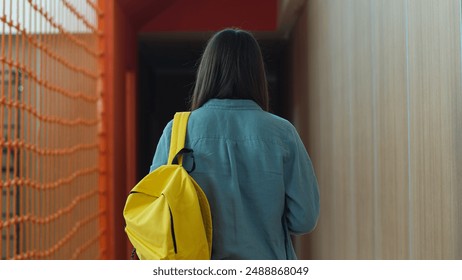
[190,28,269,111]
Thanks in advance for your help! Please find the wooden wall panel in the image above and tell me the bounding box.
[292,0,336,260]
[302,0,377,259]
[322,0,356,259]
[287,0,309,257]
[456,1,462,259]
[303,0,333,260]
[371,0,409,259]
[349,0,374,259]
[289,0,462,259]
[407,0,461,259]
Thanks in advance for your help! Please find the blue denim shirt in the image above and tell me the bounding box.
[151,99,319,259]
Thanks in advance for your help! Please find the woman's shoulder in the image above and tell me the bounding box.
[256,110,298,135]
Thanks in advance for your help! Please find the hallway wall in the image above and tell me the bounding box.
[289,0,462,259]
[99,0,139,259]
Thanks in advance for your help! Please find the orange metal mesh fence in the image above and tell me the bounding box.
[1,0,103,259]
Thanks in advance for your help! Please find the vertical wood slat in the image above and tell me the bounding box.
[371,0,409,259]
[287,0,308,257]
[323,0,355,259]
[294,0,328,260]
[292,0,333,260]
[457,0,462,260]
[407,0,461,259]
[350,0,374,259]
[306,0,331,260]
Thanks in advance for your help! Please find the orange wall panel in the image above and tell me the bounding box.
[100,0,138,259]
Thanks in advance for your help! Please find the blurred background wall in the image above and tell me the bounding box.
[289,0,462,259]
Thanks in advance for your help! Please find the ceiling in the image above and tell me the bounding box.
[117,0,306,40]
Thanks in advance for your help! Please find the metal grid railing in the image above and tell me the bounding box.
[0,0,102,259]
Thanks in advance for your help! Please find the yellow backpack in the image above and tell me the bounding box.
[123,112,212,260]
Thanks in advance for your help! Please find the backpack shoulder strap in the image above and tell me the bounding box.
[167,112,191,165]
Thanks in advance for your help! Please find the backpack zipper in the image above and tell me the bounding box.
[168,207,178,254]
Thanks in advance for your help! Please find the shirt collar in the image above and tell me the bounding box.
[201,98,263,110]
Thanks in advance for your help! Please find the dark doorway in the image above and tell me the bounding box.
[137,36,289,180]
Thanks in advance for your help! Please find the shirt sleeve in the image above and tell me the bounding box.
[283,125,320,235]
[149,120,173,172]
